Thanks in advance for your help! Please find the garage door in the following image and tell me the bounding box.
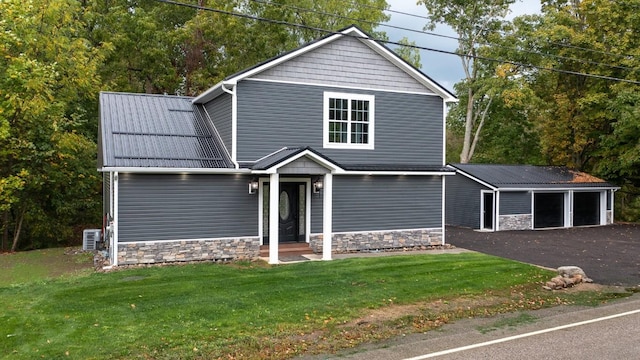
[534,193,564,229]
[573,192,600,226]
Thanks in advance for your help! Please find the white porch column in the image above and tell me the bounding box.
[322,173,333,260]
[112,172,119,266]
[268,173,279,264]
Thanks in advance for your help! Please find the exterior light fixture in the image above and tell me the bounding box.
[313,177,323,193]
[249,179,259,194]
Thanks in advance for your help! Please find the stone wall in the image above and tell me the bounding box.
[309,228,443,253]
[118,237,260,265]
[606,210,613,225]
[498,214,532,231]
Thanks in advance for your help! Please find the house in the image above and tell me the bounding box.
[98,26,457,266]
[445,164,619,231]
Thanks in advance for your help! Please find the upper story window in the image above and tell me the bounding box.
[323,92,375,149]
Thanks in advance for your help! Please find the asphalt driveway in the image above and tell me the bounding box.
[446,224,640,287]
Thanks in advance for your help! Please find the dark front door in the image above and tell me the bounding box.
[482,192,494,230]
[278,183,300,243]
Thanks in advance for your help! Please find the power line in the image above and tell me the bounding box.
[151,0,640,85]
[250,0,636,73]
[355,0,636,60]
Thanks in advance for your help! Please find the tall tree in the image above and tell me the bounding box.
[0,0,107,250]
[86,0,390,96]
[418,0,515,163]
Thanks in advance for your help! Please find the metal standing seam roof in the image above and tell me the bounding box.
[99,92,233,169]
[450,164,618,189]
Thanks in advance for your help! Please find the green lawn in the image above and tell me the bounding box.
[0,253,600,359]
[0,248,94,286]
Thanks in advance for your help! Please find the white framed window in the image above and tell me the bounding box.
[323,92,375,149]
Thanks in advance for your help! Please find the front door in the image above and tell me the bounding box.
[482,192,494,230]
[278,183,299,242]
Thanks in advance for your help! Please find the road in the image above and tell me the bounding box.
[303,293,640,360]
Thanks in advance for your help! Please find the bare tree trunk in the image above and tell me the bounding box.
[468,96,493,160]
[460,87,475,163]
[10,208,25,252]
[1,210,8,251]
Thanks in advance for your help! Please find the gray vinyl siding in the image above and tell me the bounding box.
[310,191,323,234]
[204,93,232,154]
[499,191,531,215]
[117,174,257,242]
[445,174,490,229]
[236,81,443,164]
[332,175,442,232]
[253,36,431,94]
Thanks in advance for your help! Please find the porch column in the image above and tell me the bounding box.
[268,173,280,264]
[322,173,332,260]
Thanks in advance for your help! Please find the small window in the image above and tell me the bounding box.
[323,92,374,149]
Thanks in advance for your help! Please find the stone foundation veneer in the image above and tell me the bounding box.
[498,214,533,231]
[309,228,443,253]
[118,237,260,265]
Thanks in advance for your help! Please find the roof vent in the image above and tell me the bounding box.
[83,229,102,251]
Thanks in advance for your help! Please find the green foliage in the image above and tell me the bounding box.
[0,0,108,250]
[395,37,422,68]
[86,0,390,95]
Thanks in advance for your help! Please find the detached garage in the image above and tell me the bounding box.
[446,164,618,231]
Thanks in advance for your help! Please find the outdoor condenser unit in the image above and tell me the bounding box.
[82,229,102,251]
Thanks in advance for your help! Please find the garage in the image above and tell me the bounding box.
[573,192,601,226]
[534,192,565,229]
[446,164,618,231]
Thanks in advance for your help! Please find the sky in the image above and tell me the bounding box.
[382,0,542,92]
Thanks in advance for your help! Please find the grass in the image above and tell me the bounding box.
[0,248,94,286]
[0,252,629,359]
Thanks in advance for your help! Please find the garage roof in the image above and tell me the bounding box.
[449,164,618,189]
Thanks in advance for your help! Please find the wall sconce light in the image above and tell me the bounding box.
[313,177,323,194]
[248,178,259,194]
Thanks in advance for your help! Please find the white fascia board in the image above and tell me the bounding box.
[99,167,251,174]
[449,167,498,190]
[503,186,620,192]
[335,170,455,176]
[351,30,457,103]
[192,80,236,104]
[253,150,343,174]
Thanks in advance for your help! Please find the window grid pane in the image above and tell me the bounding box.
[327,96,371,146]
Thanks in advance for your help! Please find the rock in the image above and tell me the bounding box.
[557,266,593,283]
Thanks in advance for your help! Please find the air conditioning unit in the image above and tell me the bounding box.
[83,229,102,251]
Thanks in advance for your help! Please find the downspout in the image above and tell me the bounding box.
[221,82,240,169]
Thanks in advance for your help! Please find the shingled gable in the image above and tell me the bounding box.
[192,25,457,105]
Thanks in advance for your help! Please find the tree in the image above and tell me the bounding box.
[0,0,107,250]
[394,37,422,69]
[418,0,515,163]
[86,0,390,96]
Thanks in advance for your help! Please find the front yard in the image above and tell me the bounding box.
[0,252,628,359]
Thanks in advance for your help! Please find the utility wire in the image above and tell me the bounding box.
[350,0,636,60]
[250,0,636,73]
[151,0,640,85]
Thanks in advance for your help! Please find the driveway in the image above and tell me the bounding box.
[446,224,640,287]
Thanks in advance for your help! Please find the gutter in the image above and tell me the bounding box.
[98,167,251,174]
